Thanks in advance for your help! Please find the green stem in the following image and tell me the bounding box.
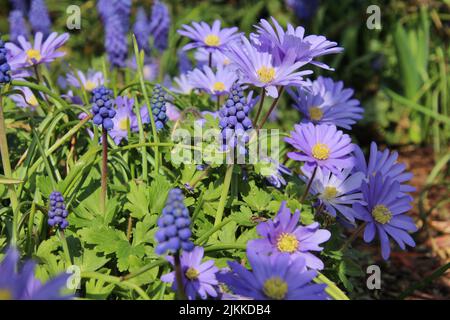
[196,218,231,245]
[204,243,247,252]
[213,165,234,229]
[100,128,108,215]
[81,271,150,300]
[253,88,265,127]
[300,165,317,203]
[133,94,148,182]
[257,86,285,130]
[120,259,167,281]
[340,222,366,251]
[59,229,72,265]
[0,92,20,245]
[132,36,160,174]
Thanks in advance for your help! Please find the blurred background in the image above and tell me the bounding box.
[1,0,449,299]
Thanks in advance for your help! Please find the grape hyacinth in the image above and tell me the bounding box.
[219,83,253,150]
[48,191,69,230]
[91,86,116,130]
[155,188,194,255]
[10,0,29,14]
[0,39,12,84]
[112,0,132,31]
[150,84,168,131]
[104,14,128,68]
[149,0,171,52]
[29,0,52,37]
[9,10,29,44]
[133,7,151,55]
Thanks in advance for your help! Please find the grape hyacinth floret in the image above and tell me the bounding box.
[155,188,194,255]
[219,83,253,150]
[48,191,69,230]
[29,0,52,37]
[0,39,12,84]
[91,86,116,130]
[150,84,168,131]
[9,10,29,44]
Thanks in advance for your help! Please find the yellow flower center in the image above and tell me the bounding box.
[257,66,276,83]
[263,277,288,300]
[309,107,323,121]
[119,117,129,131]
[27,94,38,107]
[371,205,392,224]
[26,49,42,63]
[212,81,226,92]
[84,80,97,91]
[322,186,338,200]
[276,233,299,253]
[204,34,220,46]
[0,289,12,300]
[312,143,330,160]
[185,267,199,280]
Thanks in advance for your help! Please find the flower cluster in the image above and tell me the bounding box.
[149,0,171,52]
[9,10,29,43]
[150,84,169,131]
[29,0,52,37]
[48,191,69,230]
[91,86,116,130]
[155,188,194,254]
[0,39,11,84]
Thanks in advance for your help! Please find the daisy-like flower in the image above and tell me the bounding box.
[172,73,194,95]
[251,17,343,70]
[66,70,105,92]
[188,65,237,96]
[248,201,330,270]
[303,167,365,222]
[178,20,241,53]
[0,247,71,300]
[226,36,312,98]
[353,173,417,260]
[288,77,364,130]
[10,86,41,109]
[161,246,219,300]
[218,249,327,300]
[109,96,149,145]
[285,123,355,174]
[6,32,69,68]
[353,142,415,197]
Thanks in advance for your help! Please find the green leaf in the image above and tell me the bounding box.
[242,182,272,211]
[0,175,23,185]
[116,241,146,272]
[148,175,172,214]
[125,181,150,219]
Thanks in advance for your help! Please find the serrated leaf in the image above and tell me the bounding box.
[148,175,172,214]
[242,182,272,211]
[125,180,150,219]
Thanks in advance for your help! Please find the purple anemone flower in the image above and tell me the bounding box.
[178,20,241,53]
[303,167,365,222]
[251,17,343,70]
[6,32,69,68]
[353,142,415,197]
[0,247,71,300]
[353,173,417,260]
[161,246,219,300]
[10,86,41,109]
[172,73,194,95]
[218,249,328,300]
[226,36,312,98]
[285,123,355,174]
[66,70,105,92]
[248,201,330,270]
[187,65,237,96]
[288,76,364,130]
